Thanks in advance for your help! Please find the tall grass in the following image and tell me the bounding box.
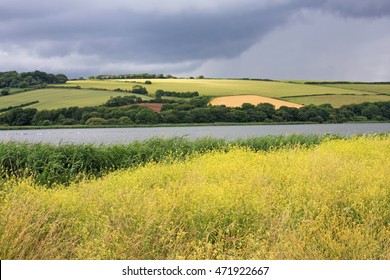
[0,134,330,186]
[0,135,388,259]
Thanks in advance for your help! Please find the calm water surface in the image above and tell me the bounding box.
[0,123,389,145]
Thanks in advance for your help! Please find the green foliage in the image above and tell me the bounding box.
[93,73,174,79]
[85,117,108,125]
[135,108,160,124]
[0,107,37,125]
[155,89,199,98]
[104,95,143,107]
[1,100,389,126]
[131,85,148,95]
[1,89,10,96]
[0,70,68,88]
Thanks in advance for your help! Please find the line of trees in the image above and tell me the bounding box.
[155,89,199,99]
[89,73,176,80]
[0,70,68,88]
[1,100,389,126]
[104,95,143,107]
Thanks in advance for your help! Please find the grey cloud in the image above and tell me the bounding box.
[1,4,290,64]
[0,0,389,78]
[322,0,390,17]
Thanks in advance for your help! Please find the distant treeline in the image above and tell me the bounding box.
[305,81,390,85]
[0,70,68,88]
[1,97,389,126]
[89,73,176,80]
[155,89,199,98]
[104,95,143,107]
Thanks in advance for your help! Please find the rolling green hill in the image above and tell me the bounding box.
[0,88,151,110]
[62,79,390,107]
[1,79,389,110]
[64,79,366,97]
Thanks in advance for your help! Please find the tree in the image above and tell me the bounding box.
[1,89,9,96]
[189,108,215,123]
[189,96,210,107]
[3,108,37,126]
[119,116,132,125]
[18,81,30,88]
[85,117,107,125]
[362,104,381,120]
[135,109,159,123]
[131,85,148,95]
[256,103,276,119]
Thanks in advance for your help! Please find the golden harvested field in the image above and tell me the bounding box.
[210,95,303,108]
[1,135,389,260]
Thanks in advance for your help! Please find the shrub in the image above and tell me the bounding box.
[85,117,107,125]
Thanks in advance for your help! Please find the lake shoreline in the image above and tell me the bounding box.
[0,120,389,131]
[1,123,389,145]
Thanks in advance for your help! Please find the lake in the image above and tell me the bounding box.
[0,123,389,145]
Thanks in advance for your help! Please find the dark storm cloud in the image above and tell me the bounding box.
[0,3,291,64]
[321,0,390,17]
[0,0,389,77]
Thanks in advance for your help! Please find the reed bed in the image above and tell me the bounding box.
[0,134,329,186]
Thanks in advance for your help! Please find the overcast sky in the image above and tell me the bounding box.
[0,0,389,80]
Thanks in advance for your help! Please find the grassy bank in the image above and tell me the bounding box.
[0,135,389,259]
[0,134,329,186]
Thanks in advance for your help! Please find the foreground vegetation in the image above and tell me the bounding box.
[0,135,327,186]
[0,135,389,259]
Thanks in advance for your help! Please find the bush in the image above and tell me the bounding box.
[119,116,132,125]
[1,89,10,96]
[85,117,108,125]
[41,120,52,126]
[131,85,148,95]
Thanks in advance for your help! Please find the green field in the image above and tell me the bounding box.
[320,84,390,95]
[0,88,151,110]
[64,79,367,97]
[285,94,390,107]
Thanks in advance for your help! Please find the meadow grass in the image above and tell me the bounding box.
[0,88,150,110]
[0,135,389,259]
